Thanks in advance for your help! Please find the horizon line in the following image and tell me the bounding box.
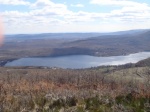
[4,28,149,35]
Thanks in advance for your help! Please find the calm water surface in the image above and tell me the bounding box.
[5,52,150,69]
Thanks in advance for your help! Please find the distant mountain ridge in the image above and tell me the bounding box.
[1,29,150,61]
[54,29,150,56]
[5,29,149,41]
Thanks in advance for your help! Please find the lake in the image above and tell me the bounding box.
[5,52,150,69]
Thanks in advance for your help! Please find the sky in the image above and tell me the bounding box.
[0,0,150,34]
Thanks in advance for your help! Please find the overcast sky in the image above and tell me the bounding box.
[0,0,150,34]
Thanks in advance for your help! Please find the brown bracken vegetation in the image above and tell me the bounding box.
[0,62,150,112]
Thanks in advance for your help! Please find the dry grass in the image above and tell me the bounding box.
[0,66,150,112]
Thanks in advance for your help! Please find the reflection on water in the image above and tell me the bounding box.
[5,52,150,69]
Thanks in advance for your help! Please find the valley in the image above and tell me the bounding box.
[1,0,150,111]
[0,30,150,112]
[0,29,150,66]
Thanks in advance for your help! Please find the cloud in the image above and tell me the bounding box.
[30,0,72,17]
[71,4,84,7]
[1,0,150,34]
[31,0,67,9]
[90,0,150,23]
[108,4,150,22]
[0,0,30,5]
[90,0,148,7]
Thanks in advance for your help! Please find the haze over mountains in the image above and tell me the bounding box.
[59,29,150,56]
[5,29,148,41]
[0,29,150,65]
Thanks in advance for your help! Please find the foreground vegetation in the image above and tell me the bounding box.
[0,58,150,112]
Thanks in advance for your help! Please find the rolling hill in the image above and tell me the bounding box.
[57,30,150,56]
[0,29,150,64]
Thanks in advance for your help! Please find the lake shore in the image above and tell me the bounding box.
[5,52,150,69]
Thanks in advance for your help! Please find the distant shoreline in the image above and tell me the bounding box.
[4,52,150,69]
